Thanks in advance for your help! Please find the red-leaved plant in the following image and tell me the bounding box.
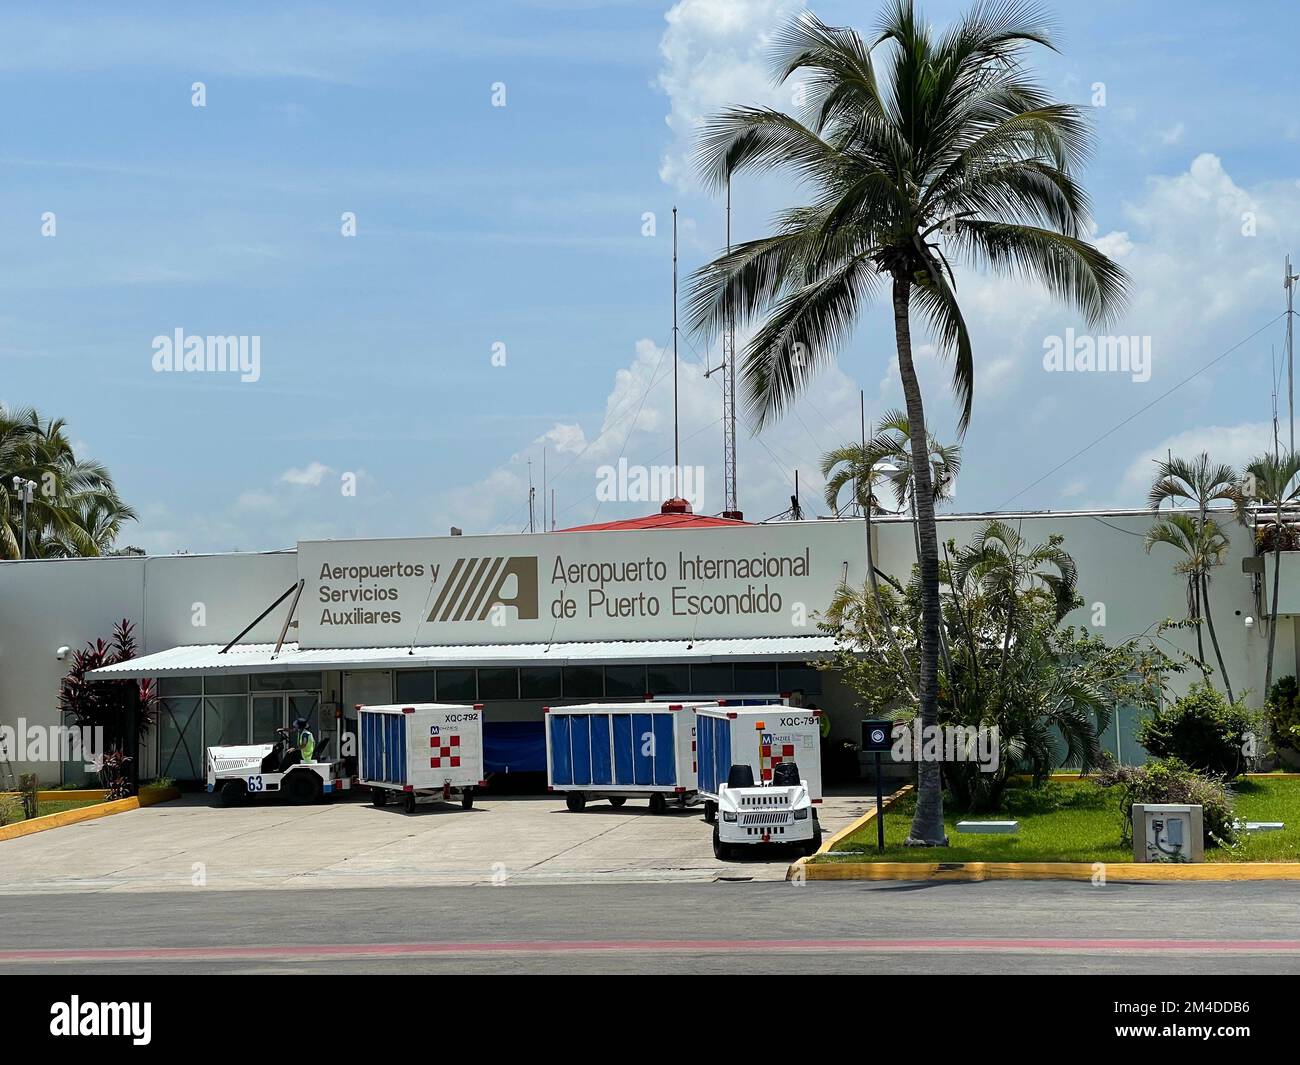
[58,619,157,794]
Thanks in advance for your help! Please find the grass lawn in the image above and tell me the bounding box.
[819,777,1300,864]
[32,798,105,817]
[0,797,105,827]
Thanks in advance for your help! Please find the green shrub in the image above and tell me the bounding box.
[1096,756,1236,848]
[1136,683,1258,778]
[0,793,22,826]
[1267,676,1300,753]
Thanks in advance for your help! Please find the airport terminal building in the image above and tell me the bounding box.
[0,504,1279,785]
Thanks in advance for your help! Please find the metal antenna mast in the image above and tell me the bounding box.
[721,177,742,519]
[1287,255,1298,454]
[672,206,681,498]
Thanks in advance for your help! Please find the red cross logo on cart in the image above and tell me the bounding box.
[431,732,461,768]
[760,741,796,781]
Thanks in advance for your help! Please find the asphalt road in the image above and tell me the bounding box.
[2,879,1298,974]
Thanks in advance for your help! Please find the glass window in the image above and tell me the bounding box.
[251,695,284,744]
[646,664,690,695]
[204,674,248,695]
[520,666,561,699]
[436,669,477,701]
[204,696,248,747]
[734,663,778,694]
[158,697,203,779]
[252,672,323,692]
[395,671,436,702]
[604,665,647,698]
[478,668,519,700]
[562,666,603,699]
[158,676,201,697]
[778,664,822,696]
[288,693,321,736]
[690,663,734,694]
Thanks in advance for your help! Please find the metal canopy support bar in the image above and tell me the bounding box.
[272,579,306,659]
[219,580,304,655]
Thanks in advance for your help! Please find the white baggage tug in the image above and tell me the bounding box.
[358,702,487,813]
[206,728,352,806]
[695,704,824,859]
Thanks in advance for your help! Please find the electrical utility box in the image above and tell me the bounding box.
[1132,803,1204,863]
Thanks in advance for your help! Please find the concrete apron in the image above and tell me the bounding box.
[0,790,877,895]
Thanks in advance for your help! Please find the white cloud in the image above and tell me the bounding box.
[279,461,333,487]
[1159,122,1186,146]
[540,423,587,455]
[1118,421,1273,504]
[656,0,803,188]
[434,330,874,532]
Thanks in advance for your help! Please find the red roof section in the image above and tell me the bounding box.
[560,512,750,532]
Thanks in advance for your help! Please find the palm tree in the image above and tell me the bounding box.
[822,412,960,698]
[1241,451,1300,697]
[687,3,1126,843]
[0,405,136,559]
[1146,452,1240,698]
[1144,512,1233,701]
[951,518,1076,695]
[822,410,961,520]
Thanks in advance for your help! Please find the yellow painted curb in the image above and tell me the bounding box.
[787,784,913,881]
[800,860,1300,882]
[0,787,180,842]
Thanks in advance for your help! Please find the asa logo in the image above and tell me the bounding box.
[427,556,539,622]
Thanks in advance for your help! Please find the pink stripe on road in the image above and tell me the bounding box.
[1,938,1299,962]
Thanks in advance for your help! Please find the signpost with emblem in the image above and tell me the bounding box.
[861,719,893,852]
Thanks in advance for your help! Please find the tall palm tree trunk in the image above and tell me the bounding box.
[1199,572,1234,702]
[894,276,946,846]
[1266,513,1282,696]
[1189,576,1206,670]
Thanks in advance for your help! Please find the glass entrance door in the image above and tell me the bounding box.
[252,695,286,744]
[251,693,322,747]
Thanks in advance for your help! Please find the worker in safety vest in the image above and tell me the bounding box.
[293,717,316,762]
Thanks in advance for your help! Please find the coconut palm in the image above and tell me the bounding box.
[1146,452,1240,698]
[951,518,1076,694]
[1144,512,1233,701]
[822,413,960,699]
[0,405,136,559]
[1240,451,1300,697]
[822,410,961,518]
[687,3,1126,844]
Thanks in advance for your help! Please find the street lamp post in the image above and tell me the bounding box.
[11,476,35,559]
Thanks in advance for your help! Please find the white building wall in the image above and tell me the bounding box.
[885,509,1273,708]
[0,551,296,780]
[0,510,1282,783]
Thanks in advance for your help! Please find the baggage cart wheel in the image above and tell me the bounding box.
[648,792,668,815]
[565,792,587,812]
[403,791,417,814]
[461,787,474,810]
[285,770,323,806]
[219,780,247,807]
[372,787,389,807]
[712,824,731,861]
[703,800,717,825]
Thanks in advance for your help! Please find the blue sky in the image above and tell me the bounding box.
[2,0,1299,552]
